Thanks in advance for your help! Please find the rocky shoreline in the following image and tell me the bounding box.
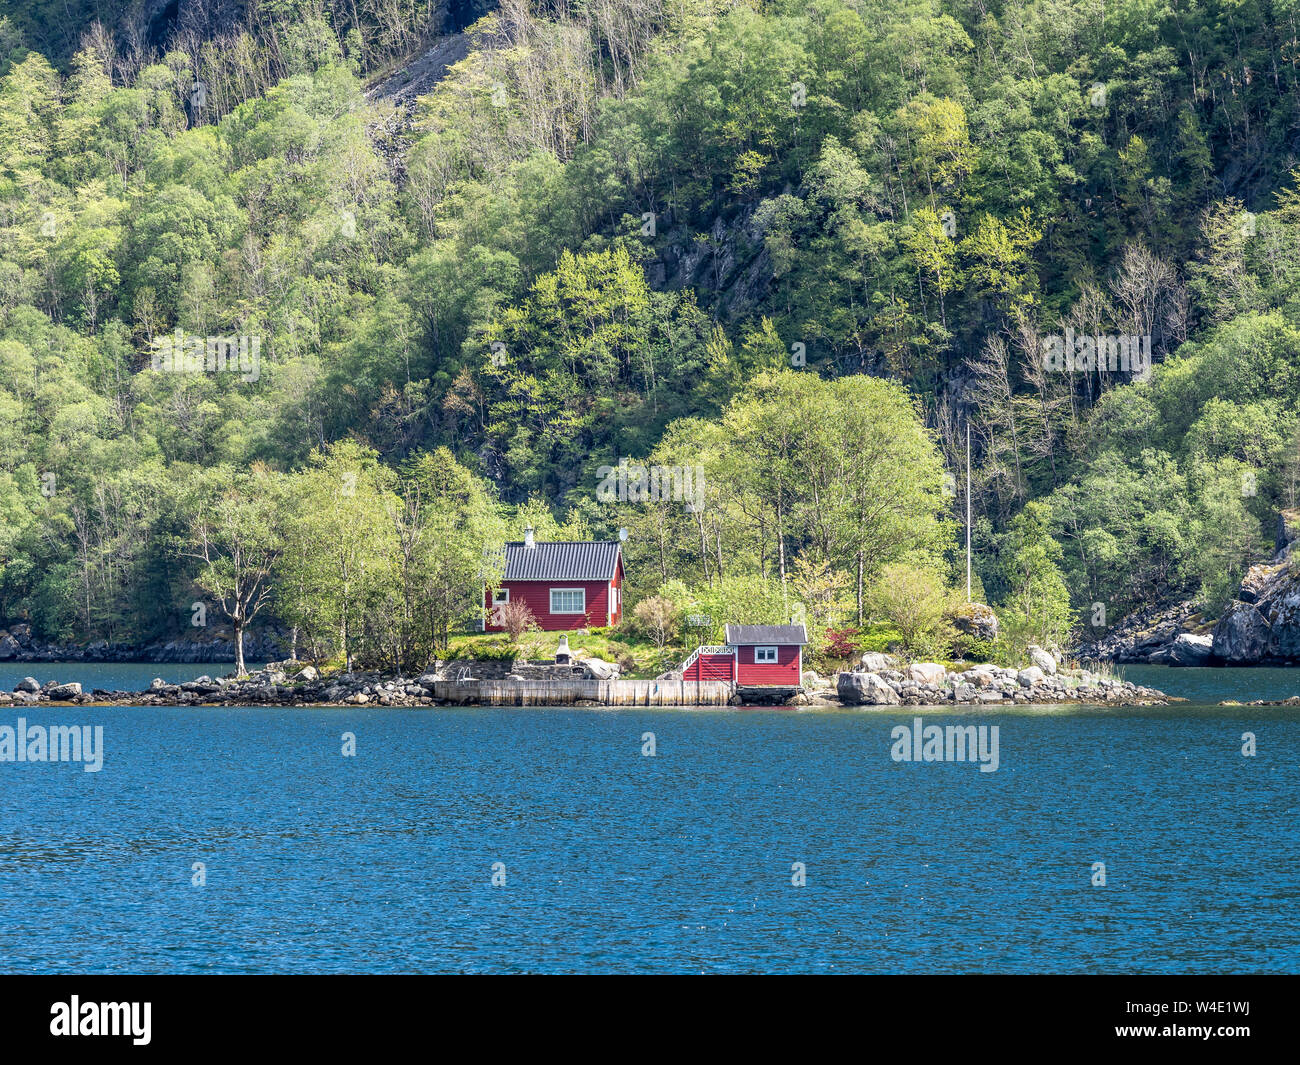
[823,647,1172,707]
[0,647,1175,709]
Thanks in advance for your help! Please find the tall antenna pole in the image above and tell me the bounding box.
[966,421,972,602]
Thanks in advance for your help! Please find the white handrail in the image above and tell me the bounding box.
[680,645,735,672]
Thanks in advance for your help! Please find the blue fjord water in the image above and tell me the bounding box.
[1,662,1298,973]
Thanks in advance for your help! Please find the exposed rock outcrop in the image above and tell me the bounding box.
[1073,600,1212,665]
[1212,561,1300,664]
[365,29,471,103]
[949,602,1000,642]
[833,661,1169,708]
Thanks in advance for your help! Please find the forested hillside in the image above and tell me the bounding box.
[1,0,1299,667]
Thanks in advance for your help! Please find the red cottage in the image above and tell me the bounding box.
[485,528,625,631]
[681,624,808,689]
[727,624,807,688]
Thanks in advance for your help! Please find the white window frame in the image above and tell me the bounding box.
[492,588,510,605]
[550,587,586,615]
[754,646,778,664]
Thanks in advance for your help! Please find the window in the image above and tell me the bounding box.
[754,646,778,664]
[550,588,586,615]
[492,588,510,605]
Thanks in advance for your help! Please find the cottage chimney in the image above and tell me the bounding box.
[524,525,535,549]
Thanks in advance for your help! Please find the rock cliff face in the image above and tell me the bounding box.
[1212,560,1300,663]
[648,208,774,322]
[1207,509,1300,664]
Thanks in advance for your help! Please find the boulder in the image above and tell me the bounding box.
[949,602,1000,641]
[580,656,619,680]
[858,652,898,673]
[906,662,948,685]
[1168,632,1214,665]
[15,677,39,693]
[1028,645,1057,675]
[297,665,319,682]
[801,670,823,688]
[1182,557,1300,664]
[837,671,901,706]
[46,682,82,700]
[959,667,999,688]
[0,634,19,659]
[1017,666,1045,687]
[656,670,683,681]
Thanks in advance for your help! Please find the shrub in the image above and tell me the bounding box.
[493,599,537,642]
[633,596,679,670]
[1197,566,1240,620]
[866,563,956,657]
[824,626,862,658]
[953,634,995,663]
[854,624,906,655]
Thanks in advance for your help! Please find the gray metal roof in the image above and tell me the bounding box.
[724,624,808,645]
[501,541,621,582]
